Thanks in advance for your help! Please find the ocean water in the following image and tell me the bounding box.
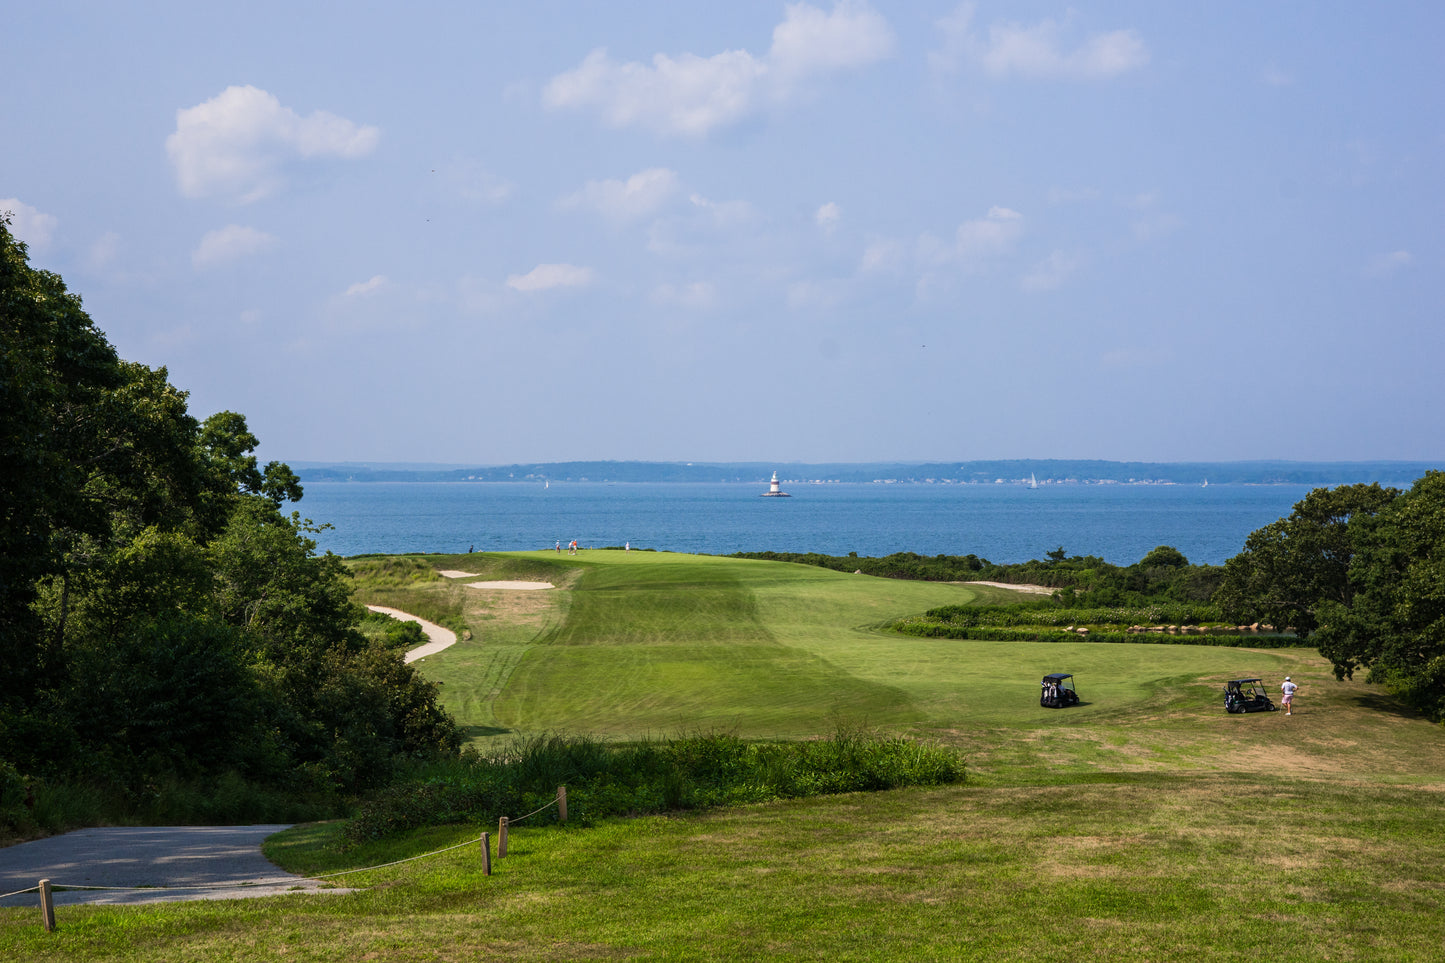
[295,481,1315,566]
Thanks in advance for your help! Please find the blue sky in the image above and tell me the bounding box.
[5,2,1441,465]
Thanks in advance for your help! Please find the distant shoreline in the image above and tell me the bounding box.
[290,459,1439,489]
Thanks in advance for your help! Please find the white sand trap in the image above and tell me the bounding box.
[465,580,554,591]
[437,570,481,578]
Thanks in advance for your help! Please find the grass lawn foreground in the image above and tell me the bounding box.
[3,550,1442,961]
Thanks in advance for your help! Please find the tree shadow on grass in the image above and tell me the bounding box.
[461,724,514,738]
[1348,692,1424,720]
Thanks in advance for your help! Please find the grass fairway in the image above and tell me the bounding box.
[5,550,1442,961]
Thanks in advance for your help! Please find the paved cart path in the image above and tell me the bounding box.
[0,825,348,906]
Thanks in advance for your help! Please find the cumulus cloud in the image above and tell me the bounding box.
[651,280,717,310]
[952,206,1023,262]
[1021,250,1081,291]
[1,198,59,248]
[191,224,277,268]
[167,85,379,203]
[542,1,894,136]
[1364,250,1413,279]
[859,237,906,274]
[815,201,841,230]
[932,4,1148,81]
[344,274,389,297]
[558,168,679,221]
[506,263,596,292]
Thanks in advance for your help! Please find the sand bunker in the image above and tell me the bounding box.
[437,570,480,578]
[465,581,554,591]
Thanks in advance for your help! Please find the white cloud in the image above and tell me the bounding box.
[542,1,894,136]
[646,193,760,259]
[1021,250,1081,291]
[859,237,905,274]
[345,274,389,297]
[815,201,841,229]
[687,192,756,227]
[651,280,717,310]
[953,206,1023,261]
[769,1,896,86]
[443,160,515,204]
[559,168,679,221]
[1364,250,1413,279]
[787,278,849,310]
[506,263,596,292]
[191,224,277,268]
[1,198,58,249]
[932,4,1148,81]
[167,85,379,203]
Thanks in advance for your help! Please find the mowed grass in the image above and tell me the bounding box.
[6,550,1441,961]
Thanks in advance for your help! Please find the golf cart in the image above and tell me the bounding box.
[1040,673,1080,708]
[1223,678,1277,713]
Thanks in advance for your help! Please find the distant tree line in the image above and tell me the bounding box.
[731,545,1225,605]
[1,217,459,834]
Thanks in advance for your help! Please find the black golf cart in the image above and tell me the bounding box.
[1223,678,1277,713]
[1040,673,1080,708]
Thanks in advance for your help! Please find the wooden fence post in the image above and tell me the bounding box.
[480,833,491,876]
[497,816,508,858]
[557,786,567,823]
[39,879,55,932]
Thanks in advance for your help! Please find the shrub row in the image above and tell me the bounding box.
[344,729,964,844]
[889,619,1311,648]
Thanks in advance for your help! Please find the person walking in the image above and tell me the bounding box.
[1281,676,1298,715]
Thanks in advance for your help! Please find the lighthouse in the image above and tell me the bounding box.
[760,471,791,497]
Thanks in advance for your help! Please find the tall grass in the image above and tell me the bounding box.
[344,728,964,844]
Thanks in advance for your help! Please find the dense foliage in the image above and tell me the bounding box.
[734,544,1224,604]
[346,729,965,843]
[1219,474,1445,719]
[0,217,459,835]
[892,601,1310,648]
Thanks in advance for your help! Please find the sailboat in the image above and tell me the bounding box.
[1029,472,1038,490]
[1202,478,1208,488]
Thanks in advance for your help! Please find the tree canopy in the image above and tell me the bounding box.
[1219,475,1445,720]
[1,215,459,820]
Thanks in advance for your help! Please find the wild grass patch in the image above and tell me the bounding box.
[343,728,964,844]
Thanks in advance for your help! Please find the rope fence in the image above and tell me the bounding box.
[8,785,567,933]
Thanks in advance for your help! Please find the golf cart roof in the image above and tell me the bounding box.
[1228,678,1264,685]
[1042,673,1074,681]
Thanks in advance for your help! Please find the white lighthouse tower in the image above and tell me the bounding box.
[761,470,790,497]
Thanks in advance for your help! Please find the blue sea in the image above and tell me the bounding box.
[296,482,1314,566]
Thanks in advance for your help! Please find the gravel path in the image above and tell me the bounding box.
[0,826,348,906]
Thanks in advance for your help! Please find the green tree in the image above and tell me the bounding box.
[1311,471,1445,719]
[1215,483,1399,636]
[3,214,459,809]
[1,215,128,703]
